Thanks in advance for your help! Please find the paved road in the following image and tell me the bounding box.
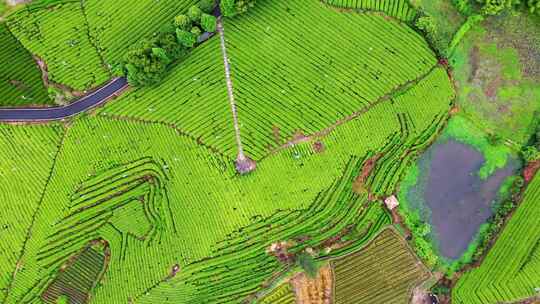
[0,28,218,122]
[0,77,128,121]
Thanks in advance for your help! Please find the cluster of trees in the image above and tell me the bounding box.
[414,16,443,54]
[220,0,256,17]
[121,1,216,86]
[453,0,540,15]
[521,117,540,162]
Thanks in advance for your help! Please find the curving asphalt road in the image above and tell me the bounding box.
[0,77,128,121]
[0,28,217,122]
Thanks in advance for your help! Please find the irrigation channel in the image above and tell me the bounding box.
[406,139,518,259]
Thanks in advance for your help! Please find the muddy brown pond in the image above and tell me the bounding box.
[406,139,517,260]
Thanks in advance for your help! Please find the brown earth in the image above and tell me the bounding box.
[352,153,382,195]
[524,160,540,183]
[291,265,333,304]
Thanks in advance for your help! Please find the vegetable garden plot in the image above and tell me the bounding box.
[259,282,295,304]
[322,0,417,22]
[41,241,109,304]
[222,0,437,159]
[332,228,431,304]
[0,123,64,303]
[453,174,540,304]
[0,23,50,107]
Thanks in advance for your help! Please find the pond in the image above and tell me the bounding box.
[407,139,518,260]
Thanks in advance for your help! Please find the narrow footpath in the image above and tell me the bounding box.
[217,17,256,174]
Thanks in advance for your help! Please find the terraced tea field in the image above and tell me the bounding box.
[101,0,440,160]
[453,173,540,304]
[0,23,50,106]
[0,123,64,302]
[322,0,417,22]
[0,0,459,303]
[5,0,201,91]
[332,228,431,304]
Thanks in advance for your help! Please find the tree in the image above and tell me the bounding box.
[453,0,474,15]
[174,14,191,30]
[200,13,217,32]
[155,32,186,59]
[476,0,518,15]
[188,5,203,22]
[123,38,170,86]
[176,29,196,48]
[415,16,437,37]
[198,0,215,13]
[235,0,256,14]
[529,0,540,14]
[522,146,540,162]
[415,16,445,54]
[191,26,202,37]
[57,295,69,304]
[151,47,171,64]
[220,0,237,17]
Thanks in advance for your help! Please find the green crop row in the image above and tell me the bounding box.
[0,23,50,106]
[41,243,107,304]
[6,2,110,91]
[258,282,295,304]
[2,65,452,303]
[0,123,64,303]
[452,173,540,304]
[1,1,454,302]
[223,0,436,159]
[6,0,202,91]
[332,228,430,304]
[99,37,237,157]
[101,0,438,161]
[322,0,418,22]
[137,156,392,303]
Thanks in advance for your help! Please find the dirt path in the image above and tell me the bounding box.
[217,17,256,174]
[260,63,442,160]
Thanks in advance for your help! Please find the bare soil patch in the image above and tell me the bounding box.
[291,265,333,304]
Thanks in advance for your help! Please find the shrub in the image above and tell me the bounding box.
[188,5,203,22]
[191,26,202,37]
[174,14,191,31]
[220,0,236,17]
[176,29,196,48]
[198,0,216,13]
[200,13,217,32]
[220,0,256,17]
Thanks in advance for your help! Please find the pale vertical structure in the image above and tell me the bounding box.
[217,17,256,174]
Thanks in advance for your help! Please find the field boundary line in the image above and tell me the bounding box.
[2,125,69,303]
[79,0,111,78]
[259,63,443,162]
[98,113,232,160]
